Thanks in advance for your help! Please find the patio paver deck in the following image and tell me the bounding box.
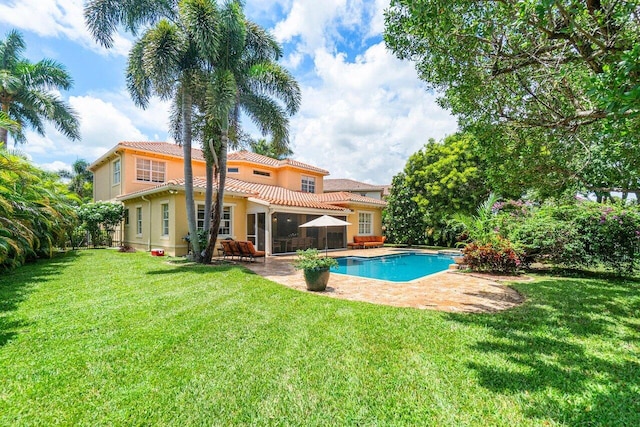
[243,248,524,313]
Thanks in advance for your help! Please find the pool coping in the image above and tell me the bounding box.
[243,247,525,313]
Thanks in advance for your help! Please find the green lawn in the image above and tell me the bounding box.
[1,251,638,426]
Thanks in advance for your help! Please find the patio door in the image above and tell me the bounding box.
[247,213,266,250]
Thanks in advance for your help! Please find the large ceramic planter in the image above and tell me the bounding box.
[303,267,331,291]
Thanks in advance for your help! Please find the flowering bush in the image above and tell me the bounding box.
[462,239,522,274]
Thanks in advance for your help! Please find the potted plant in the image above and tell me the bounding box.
[293,248,339,291]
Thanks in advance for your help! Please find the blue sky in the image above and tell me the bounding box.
[0,0,458,184]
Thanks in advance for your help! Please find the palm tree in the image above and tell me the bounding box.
[0,150,77,270]
[198,5,301,261]
[250,137,293,160]
[0,30,80,148]
[58,159,94,201]
[0,111,20,135]
[86,0,300,263]
[86,0,222,262]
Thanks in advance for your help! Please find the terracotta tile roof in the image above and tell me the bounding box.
[118,176,351,211]
[226,178,345,210]
[119,141,206,162]
[323,178,385,192]
[227,150,329,175]
[317,191,387,206]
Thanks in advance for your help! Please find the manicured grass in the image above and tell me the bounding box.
[0,250,638,426]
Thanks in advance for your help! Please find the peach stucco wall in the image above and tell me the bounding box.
[93,149,207,202]
[92,158,122,201]
[226,162,325,193]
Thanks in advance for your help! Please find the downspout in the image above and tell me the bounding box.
[115,152,123,245]
[141,195,152,251]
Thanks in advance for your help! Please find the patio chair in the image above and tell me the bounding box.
[220,240,234,259]
[228,240,243,259]
[238,241,266,262]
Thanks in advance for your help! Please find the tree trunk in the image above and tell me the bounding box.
[204,158,214,233]
[203,125,228,263]
[0,102,9,148]
[182,90,201,262]
[0,126,7,149]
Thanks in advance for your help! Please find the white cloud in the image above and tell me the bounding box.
[289,42,457,184]
[40,160,72,173]
[0,0,131,56]
[254,0,458,183]
[20,90,171,167]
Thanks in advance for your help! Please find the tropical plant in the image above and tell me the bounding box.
[198,5,301,262]
[455,193,523,273]
[249,137,293,160]
[0,110,19,134]
[58,159,93,201]
[453,193,500,246]
[0,150,78,270]
[0,29,80,148]
[292,248,338,270]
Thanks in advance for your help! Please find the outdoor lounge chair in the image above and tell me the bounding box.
[219,240,234,259]
[229,240,243,259]
[238,241,266,262]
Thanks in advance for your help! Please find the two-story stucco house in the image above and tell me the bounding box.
[89,141,387,256]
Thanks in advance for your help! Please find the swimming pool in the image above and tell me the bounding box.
[331,252,455,282]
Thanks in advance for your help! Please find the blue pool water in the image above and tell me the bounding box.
[331,252,455,282]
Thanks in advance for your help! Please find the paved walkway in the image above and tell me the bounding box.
[243,248,525,313]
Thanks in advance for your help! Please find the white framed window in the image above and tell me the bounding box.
[196,205,232,236]
[161,203,169,236]
[219,206,232,236]
[227,167,239,173]
[113,159,121,184]
[253,170,270,177]
[358,212,373,235]
[136,158,166,183]
[301,176,315,193]
[197,204,206,231]
[136,207,143,235]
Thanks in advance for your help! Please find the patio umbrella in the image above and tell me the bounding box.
[299,215,351,256]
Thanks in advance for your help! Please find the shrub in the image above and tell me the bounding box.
[504,205,589,268]
[461,239,522,274]
[502,201,640,274]
[573,203,640,274]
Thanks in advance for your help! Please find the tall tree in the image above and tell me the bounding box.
[401,133,489,246]
[58,159,94,201]
[198,5,301,262]
[85,1,300,262]
[85,0,222,262]
[250,137,293,160]
[0,30,80,148]
[385,0,640,196]
[383,172,426,246]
